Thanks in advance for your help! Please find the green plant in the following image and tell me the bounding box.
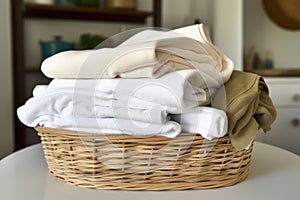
[79,33,106,49]
[74,0,99,7]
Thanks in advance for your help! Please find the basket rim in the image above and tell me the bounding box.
[35,125,228,141]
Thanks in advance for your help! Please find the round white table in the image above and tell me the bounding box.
[1,142,300,200]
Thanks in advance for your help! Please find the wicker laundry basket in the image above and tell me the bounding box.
[35,126,253,190]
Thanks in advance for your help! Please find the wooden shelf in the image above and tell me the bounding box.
[246,68,300,77]
[22,3,152,23]
[24,67,41,73]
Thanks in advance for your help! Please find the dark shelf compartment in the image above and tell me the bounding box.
[24,67,42,73]
[246,68,300,77]
[22,3,153,23]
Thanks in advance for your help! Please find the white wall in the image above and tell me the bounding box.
[162,0,214,34]
[0,0,14,159]
[244,0,300,69]
[190,0,214,28]
[212,0,243,70]
[162,0,192,28]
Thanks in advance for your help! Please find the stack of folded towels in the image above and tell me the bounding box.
[17,24,277,150]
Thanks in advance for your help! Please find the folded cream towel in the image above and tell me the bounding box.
[41,24,233,84]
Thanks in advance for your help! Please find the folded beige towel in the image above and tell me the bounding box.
[41,24,233,85]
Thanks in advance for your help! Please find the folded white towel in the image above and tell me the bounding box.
[29,115,182,138]
[28,109,227,139]
[19,86,170,124]
[172,107,228,140]
[17,70,228,139]
[18,102,227,139]
[45,70,214,114]
[41,24,233,84]
[18,70,212,126]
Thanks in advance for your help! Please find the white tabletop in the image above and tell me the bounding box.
[1,142,300,200]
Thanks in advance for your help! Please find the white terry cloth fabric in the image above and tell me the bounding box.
[41,24,233,84]
[172,107,228,140]
[17,99,227,139]
[17,93,227,139]
[45,70,214,114]
[17,70,213,127]
[18,87,170,125]
[26,115,182,138]
[17,85,228,139]
[17,71,228,139]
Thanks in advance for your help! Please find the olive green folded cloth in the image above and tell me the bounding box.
[214,70,277,150]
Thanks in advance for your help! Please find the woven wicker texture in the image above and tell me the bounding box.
[35,126,253,190]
